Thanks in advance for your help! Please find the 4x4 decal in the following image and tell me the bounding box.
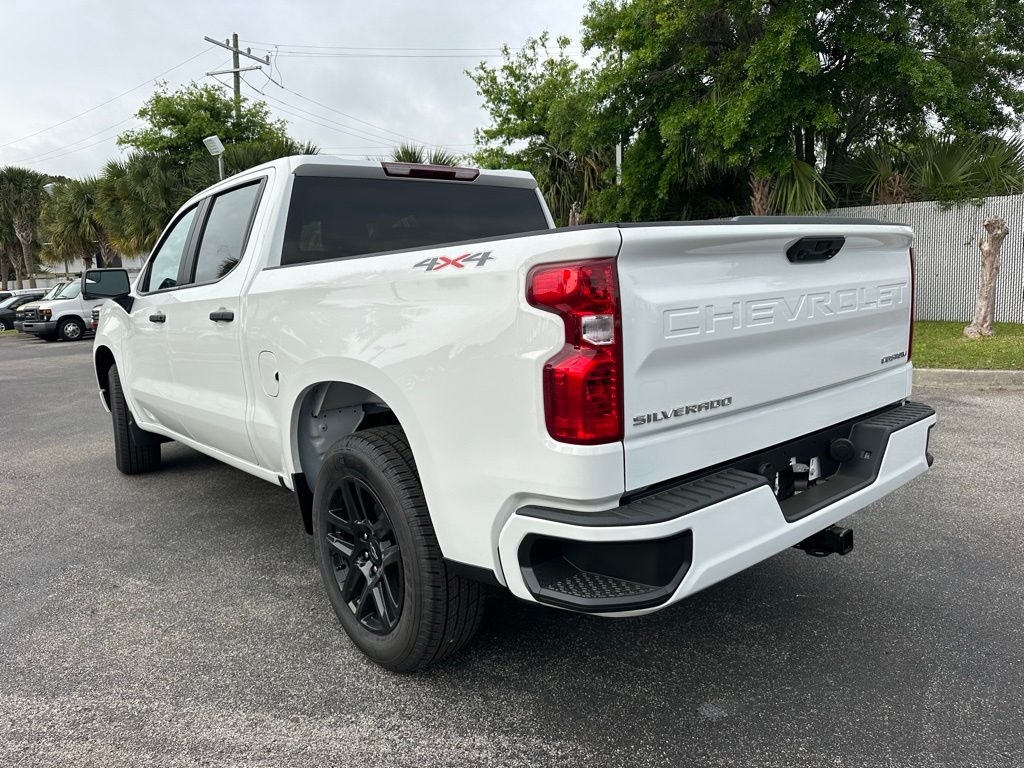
[413,251,494,272]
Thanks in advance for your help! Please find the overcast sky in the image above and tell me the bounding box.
[0,0,588,177]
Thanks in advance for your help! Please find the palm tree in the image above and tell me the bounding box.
[0,166,48,287]
[41,178,122,270]
[837,135,1024,206]
[96,153,194,255]
[0,208,21,289]
[189,136,320,189]
[767,158,835,215]
[527,142,611,225]
[390,144,461,166]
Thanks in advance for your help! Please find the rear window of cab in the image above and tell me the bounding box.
[280,176,549,266]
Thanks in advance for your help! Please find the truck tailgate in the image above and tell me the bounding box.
[617,222,915,490]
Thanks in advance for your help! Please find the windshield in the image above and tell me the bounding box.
[0,296,20,309]
[52,282,81,299]
[40,283,66,300]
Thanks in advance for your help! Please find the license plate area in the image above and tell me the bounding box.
[622,401,934,523]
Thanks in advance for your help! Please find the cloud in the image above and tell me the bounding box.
[0,0,585,177]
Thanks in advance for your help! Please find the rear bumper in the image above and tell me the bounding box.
[497,401,936,615]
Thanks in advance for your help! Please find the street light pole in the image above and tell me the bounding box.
[203,135,227,180]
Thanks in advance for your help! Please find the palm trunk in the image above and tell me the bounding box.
[0,253,8,290]
[95,225,122,268]
[749,175,772,216]
[965,217,1009,338]
[14,221,36,288]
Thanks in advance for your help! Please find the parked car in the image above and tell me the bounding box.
[0,288,46,302]
[22,279,104,341]
[0,291,46,330]
[89,156,936,672]
[14,283,66,332]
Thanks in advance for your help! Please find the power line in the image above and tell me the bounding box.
[232,76,402,146]
[9,115,138,165]
[271,52,570,59]
[0,47,217,150]
[268,52,588,61]
[240,40,584,52]
[19,133,122,165]
[238,76,449,149]
[5,55,232,168]
[272,80,431,146]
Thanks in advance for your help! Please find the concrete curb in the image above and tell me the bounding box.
[914,367,1024,390]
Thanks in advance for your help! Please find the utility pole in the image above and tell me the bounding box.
[203,35,272,121]
[615,48,623,187]
[231,33,241,120]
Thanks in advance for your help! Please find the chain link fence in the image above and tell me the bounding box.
[829,195,1024,322]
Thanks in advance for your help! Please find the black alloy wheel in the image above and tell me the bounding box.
[312,426,486,671]
[323,476,404,634]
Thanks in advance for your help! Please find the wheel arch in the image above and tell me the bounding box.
[94,344,117,411]
[288,376,423,533]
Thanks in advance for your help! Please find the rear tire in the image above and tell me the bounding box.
[58,317,85,341]
[0,319,8,331]
[108,363,161,474]
[313,426,485,671]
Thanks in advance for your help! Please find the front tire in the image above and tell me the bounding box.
[58,317,85,341]
[313,426,485,671]
[0,319,8,331]
[108,363,161,474]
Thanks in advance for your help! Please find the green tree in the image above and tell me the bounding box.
[838,135,1024,206]
[189,135,320,190]
[118,82,290,166]
[0,206,21,289]
[96,135,319,256]
[473,1,1024,220]
[0,166,48,287]
[470,34,614,224]
[41,177,122,270]
[95,153,194,255]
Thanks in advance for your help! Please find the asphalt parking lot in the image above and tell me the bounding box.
[1,333,1022,767]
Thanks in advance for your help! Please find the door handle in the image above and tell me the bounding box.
[786,236,846,263]
[149,313,166,323]
[209,309,234,322]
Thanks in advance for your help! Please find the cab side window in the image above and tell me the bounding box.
[191,182,263,285]
[142,207,197,293]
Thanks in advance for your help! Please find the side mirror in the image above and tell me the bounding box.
[82,269,131,300]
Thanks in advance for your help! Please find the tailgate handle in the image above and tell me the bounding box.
[787,236,845,263]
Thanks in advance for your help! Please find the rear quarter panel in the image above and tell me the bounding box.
[244,227,627,572]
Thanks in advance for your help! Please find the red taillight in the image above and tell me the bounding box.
[908,247,916,360]
[527,258,623,444]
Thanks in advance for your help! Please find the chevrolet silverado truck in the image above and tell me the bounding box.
[86,156,935,671]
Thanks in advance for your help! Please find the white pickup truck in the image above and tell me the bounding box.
[87,156,935,671]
